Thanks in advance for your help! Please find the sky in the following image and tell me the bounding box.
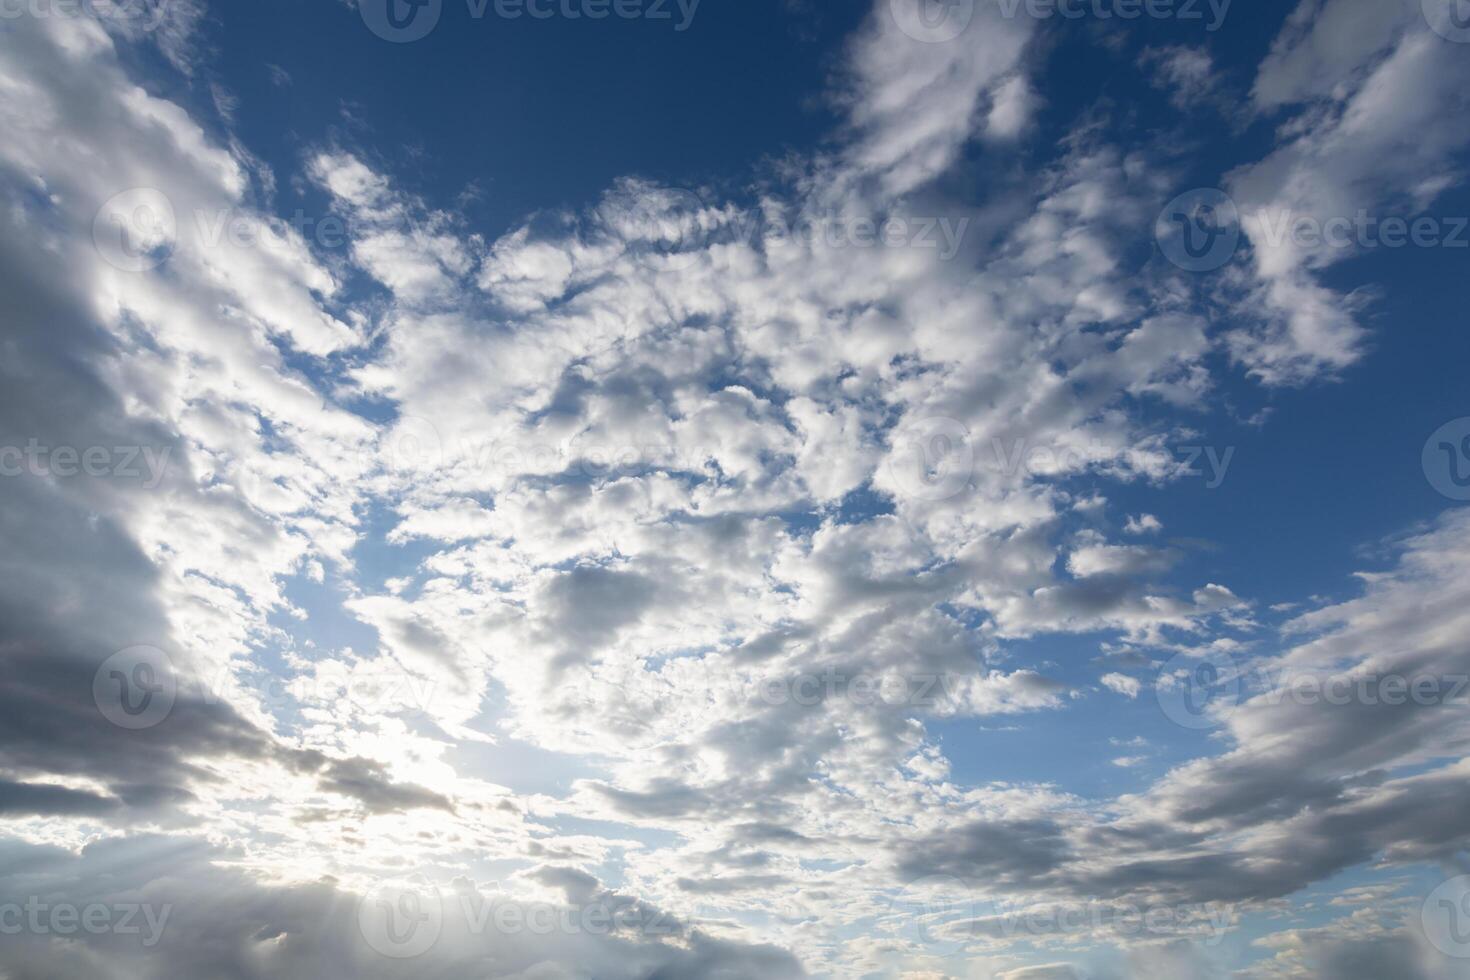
[1,0,1470,977]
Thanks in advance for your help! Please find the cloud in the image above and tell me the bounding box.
[1225,0,1470,383]
[1101,674,1143,699]
[0,1,1465,977]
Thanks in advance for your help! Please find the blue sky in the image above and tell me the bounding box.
[2,1,1470,978]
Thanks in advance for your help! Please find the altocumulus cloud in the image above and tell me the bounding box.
[1,0,1469,978]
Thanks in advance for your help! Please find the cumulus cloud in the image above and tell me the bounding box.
[0,1,1466,978]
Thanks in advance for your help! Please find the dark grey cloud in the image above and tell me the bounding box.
[0,836,805,980]
[896,818,1072,889]
[0,779,120,818]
